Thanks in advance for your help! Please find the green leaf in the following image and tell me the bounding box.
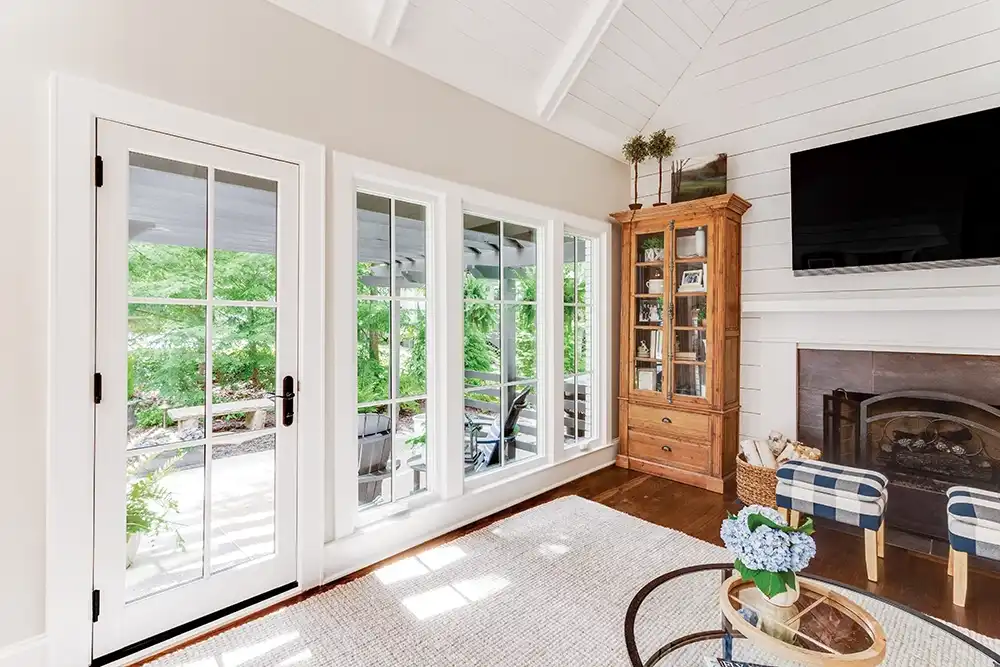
[752,570,790,598]
[733,559,753,582]
[747,512,815,536]
[798,517,816,535]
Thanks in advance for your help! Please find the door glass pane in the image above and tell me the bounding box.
[675,329,707,363]
[213,170,277,302]
[464,214,500,300]
[394,399,428,500]
[126,445,205,602]
[358,406,392,508]
[210,439,274,573]
[563,305,576,376]
[398,301,427,398]
[636,264,665,296]
[635,359,663,392]
[636,232,665,264]
[575,237,592,305]
[502,222,536,301]
[675,363,707,398]
[675,225,708,259]
[506,304,536,382]
[576,374,592,440]
[505,384,538,465]
[358,299,390,403]
[212,306,276,436]
[128,304,206,449]
[395,200,427,298]
[357,193,391,297]
[677,260,707,294]
[634,328,664,363]
[465,389,501,477]
[128,153,207,299]
[635,297,664,327]
[464,302,500,388]
[676,294,708,328]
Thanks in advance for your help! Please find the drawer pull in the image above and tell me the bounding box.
[661,417,673,424]
[661,445,673,452]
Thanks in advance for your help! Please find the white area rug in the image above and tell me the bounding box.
[149,496,1000,666]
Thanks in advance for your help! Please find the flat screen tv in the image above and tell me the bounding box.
[790,106,1000,275]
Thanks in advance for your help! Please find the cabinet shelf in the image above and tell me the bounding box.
[675,291,707,297]
[636,261,664,267]
[634,324,663,330]
[673,360,706,366]
[676,256,707,263]
[674,326,705,331]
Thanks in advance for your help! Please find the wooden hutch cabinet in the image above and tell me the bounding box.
[611,194,751,493]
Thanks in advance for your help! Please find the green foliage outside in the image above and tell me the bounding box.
[125,450,186,550]
[128,243,278,428]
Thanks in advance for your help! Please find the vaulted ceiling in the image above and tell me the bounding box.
[265,0,974,160]
[267,0,741,158]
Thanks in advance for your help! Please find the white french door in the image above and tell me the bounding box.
[93,120,299,660]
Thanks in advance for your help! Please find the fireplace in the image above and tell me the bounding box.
[798,350,1000,540]
[822,389,1000,539]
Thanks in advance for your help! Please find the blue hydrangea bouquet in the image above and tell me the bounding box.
[720,505,817,603]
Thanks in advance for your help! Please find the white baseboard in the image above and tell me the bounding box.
[0,635,47,667]
[324,443,618,582]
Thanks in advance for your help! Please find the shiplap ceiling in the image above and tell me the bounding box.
[267,0,737,158]
[267,0,993,160]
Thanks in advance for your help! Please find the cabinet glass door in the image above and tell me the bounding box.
[672,224,708,399]
[633,231,665,393]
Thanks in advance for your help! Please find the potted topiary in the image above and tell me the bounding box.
[125,452,185,567]
[622,134,650,211]
[647,130,677,206]
[641,235,665,262]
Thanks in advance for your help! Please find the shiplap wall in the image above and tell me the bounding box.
[633,0,1000,438]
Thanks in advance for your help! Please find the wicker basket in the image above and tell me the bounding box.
[735,454,777,508]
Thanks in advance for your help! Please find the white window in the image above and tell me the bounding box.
[563,234,594,446]
[462,213,540,477]
[356,192,429,509]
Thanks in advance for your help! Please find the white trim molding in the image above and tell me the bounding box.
[47,73,326,667]
[0,635,47,667]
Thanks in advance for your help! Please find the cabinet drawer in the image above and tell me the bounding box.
[628,404,710,442]
[628,430,710,473]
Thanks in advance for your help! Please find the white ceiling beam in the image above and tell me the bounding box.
[371,0,410,47]
[536,0,624,121]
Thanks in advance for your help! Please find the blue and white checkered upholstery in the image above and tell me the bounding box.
[948,486,1000,562]
[776,460,888,531]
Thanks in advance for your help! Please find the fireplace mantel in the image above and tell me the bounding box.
[743,286,1000,314]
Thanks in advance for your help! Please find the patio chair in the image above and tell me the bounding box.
[357,412,392,505]
[469,386,532,473]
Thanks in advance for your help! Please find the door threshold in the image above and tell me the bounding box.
[92,581,298,667]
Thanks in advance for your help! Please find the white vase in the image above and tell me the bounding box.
[694,228,706,256]
[767,576,800,607]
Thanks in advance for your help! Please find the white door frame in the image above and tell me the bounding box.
[48,73,325,667]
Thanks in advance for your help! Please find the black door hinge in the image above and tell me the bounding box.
[92,590,101,622]
[94,372,103,404]
[95,155,104,188]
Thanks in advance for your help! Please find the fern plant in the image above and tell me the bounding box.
[126,451,185,546]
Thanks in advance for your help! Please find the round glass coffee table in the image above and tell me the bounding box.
[625,563,1000,667]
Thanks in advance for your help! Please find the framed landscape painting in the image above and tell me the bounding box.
[671,153,727,203]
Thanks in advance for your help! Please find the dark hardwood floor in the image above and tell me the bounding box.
[137,465,1000,664]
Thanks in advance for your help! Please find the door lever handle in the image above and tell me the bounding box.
[269,376,295,426]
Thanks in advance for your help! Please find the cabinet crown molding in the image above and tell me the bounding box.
[610,193,751,223]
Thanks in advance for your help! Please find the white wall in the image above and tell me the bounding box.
[633,0,1000,440]
[0,0,626,651]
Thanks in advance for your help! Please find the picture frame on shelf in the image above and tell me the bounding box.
[678,267,705,292]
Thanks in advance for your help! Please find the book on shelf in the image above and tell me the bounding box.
[675,351,697,361]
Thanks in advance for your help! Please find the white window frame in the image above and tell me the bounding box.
[562,230,597,450]
[461,206,550,490]
[353,187,436,520]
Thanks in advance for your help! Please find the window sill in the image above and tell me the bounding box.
[462,455,548,493]
[355,490,442,531]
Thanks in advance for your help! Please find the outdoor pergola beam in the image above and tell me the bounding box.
[536,0,623,121]
[371,0,410,47]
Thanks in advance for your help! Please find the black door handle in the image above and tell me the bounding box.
[272,376,295,426]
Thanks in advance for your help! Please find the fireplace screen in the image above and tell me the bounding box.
[860,390,1000,489]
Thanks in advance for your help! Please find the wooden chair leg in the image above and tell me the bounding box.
[947,546,954,577]
[864,529,878,582]
[789,510,800,529]
[778,508,790,523]
[953,549,968,607]
[876,521,885,559]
